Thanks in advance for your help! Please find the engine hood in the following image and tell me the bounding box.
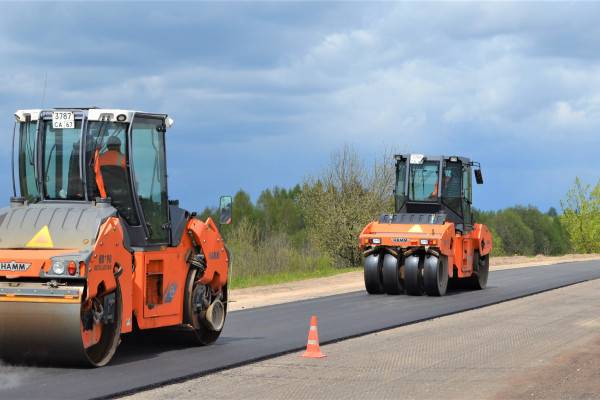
[0,202,116,251]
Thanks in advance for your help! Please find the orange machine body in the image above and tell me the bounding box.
[0,216,228,335]
[359,221,492,279]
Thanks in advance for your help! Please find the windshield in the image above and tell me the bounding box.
[18,121,40,202]
[85,121,139,225]
[408,161,440,201]
[41,119,84,200]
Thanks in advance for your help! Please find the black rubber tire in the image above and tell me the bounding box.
[184,269,228,345]
[404,254,424,296]
[470,251,489,290]
[382,253,404,295]
[423,255,448,296]
[364,253,384,294]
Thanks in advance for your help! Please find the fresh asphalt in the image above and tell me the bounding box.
[2,260,600,400]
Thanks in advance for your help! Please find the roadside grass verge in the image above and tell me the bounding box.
[224,220,360,289]
[230,265,361,289]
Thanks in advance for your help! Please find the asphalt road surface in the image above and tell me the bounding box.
[1,260,600,400]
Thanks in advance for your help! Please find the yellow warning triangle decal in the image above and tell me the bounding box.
[26,225,54,248]
[408,224,423,233]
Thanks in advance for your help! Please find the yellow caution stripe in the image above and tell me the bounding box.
[0,295,80,304]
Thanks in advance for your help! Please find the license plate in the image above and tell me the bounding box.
[52,111,75,129]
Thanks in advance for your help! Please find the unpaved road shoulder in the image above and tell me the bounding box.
[229,254,600,311]
[126,277,600,400]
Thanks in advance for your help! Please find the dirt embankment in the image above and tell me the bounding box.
[228,254,600,312]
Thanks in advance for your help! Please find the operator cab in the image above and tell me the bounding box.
[392,154,484,231]
[12,108,194,248]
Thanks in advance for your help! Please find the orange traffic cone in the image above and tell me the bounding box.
[302,315,326,358]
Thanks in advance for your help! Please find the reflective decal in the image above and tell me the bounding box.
[408,224,423,233]
[26,225,54,248]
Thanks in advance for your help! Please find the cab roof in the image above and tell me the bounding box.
[14,108,169,125]
[395,153,472,165]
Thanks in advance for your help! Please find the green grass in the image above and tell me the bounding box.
[229,266,361,289]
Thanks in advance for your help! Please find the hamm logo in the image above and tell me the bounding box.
[0,261,32,272]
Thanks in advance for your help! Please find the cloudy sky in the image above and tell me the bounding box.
[1,2,599,212]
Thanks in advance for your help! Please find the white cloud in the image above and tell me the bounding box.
[0,3,599,210]
[554,101,586,124]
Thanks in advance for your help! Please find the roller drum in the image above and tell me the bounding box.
[0,282,121,367]
[0,301,87,365]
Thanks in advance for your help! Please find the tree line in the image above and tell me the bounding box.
[201,147,600,285]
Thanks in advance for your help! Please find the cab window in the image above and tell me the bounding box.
[131,117,169,243]
[18,121,39,202]
[442,161,462,215]
[86,121,139,226]
[408,161,439,201]
[41,120,84,200]
[395,160,407,208]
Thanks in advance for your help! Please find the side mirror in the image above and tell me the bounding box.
[219,196,233,225]
[474,169,483,185]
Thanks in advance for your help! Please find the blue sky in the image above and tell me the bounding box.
[0,2,599,212]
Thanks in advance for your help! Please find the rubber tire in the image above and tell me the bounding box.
[382,253,404,295]
[184,269,228,345]
[423,255,448,296]
[404,255,424,296]
[470,251,489,290]
[364,253,384,294]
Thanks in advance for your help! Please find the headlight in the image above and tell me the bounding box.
[420,239,429,245]
[371,238,381,244]
[51,260,66,275]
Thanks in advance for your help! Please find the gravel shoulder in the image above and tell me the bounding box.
[229,254,600,311]
[126,276,600,400]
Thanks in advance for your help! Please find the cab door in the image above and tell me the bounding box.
[130,115,170,244]
[462,165,473,228]
[130,115,179,320]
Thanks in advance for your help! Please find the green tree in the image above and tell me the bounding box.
[475,206,570,256]
[232,190,261,226]
[489,227,506,256]
[300,145,394,266]
[512,205,570,255]
[560,178,600,253]
[257,185,304,236]
[494,210,535,255]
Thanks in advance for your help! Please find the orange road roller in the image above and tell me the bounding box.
[0,108,232,366]
[359,154,493,296]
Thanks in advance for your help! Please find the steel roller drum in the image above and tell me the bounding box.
[0,283,101,366]
[0,302,88,365]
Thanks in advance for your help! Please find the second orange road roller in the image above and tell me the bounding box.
[0,108,232,366]
[359,154,493,296]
